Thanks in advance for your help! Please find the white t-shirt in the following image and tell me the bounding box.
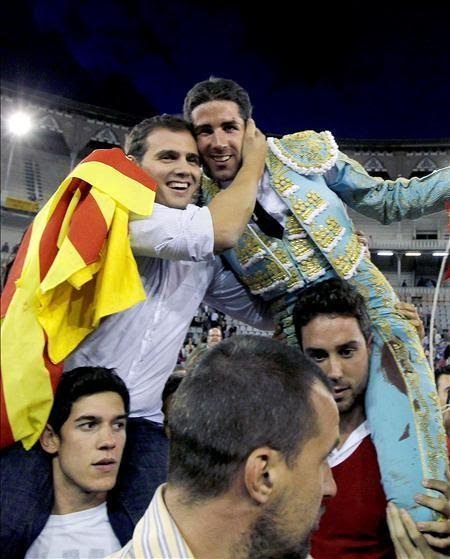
[25,502,121,558]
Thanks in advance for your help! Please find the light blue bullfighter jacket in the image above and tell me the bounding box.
[202,130,449,522]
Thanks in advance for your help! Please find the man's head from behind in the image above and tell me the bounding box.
[183,77,253,183]
[293,278,372,415]
[40,367,129,499]
[125,114,201,209]
[168,335,338,558]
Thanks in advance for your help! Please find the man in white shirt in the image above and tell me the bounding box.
[1,114,273,554]
[25,366,129,559]
[64,114,273,531]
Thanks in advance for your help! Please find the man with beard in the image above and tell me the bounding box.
[293,278,450,558]
[108,335,339,559]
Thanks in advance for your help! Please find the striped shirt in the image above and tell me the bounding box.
[107,484,194,558]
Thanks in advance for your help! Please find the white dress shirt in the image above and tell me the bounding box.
[66,203,273,423]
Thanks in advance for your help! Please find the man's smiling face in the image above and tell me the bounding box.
[140,127,201,209]
[191,100,245,183]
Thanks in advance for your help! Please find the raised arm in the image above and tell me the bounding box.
[208,118,267,252]
[326,153,449,224]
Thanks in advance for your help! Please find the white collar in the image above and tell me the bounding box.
[328,420,370,468]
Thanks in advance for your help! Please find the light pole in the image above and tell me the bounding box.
[3,111,34,196]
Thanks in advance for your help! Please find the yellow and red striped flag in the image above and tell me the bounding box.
[1,148,157,449]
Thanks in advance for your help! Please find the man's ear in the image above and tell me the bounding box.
[39,424,60,455]
[244,447,283,505]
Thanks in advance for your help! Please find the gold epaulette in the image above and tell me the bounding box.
[267,130,338,175]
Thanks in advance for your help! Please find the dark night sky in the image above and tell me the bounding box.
[3,0,450,139]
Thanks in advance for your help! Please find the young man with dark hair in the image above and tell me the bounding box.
[13,367,129,559]
[44,366,130,434]
[293,278,450,558]
[109,335,339,559]
[182,76,449,522]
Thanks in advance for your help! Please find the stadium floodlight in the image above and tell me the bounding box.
[405,252,421,257]
[377,250,394,256]
[6,111,33,136]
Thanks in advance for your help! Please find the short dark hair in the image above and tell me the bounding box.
[168,335,331,500]
[48,367,130,434]
[293,278,372,348]
[183,77,253,123]
[125,114,194,163]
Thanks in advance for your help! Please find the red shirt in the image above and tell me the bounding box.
[311,434,395,559]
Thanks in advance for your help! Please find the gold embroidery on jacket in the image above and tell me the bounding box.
[242,261,287,295]
[292,192,328,225]
[388,338,442,479]
[329,235,365,279]
[310,217,345,252]
[272,175,298,197]
[285,215,307,239]
[201,176,220,202]
[235,230,266,269]
[269,131,337,173]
